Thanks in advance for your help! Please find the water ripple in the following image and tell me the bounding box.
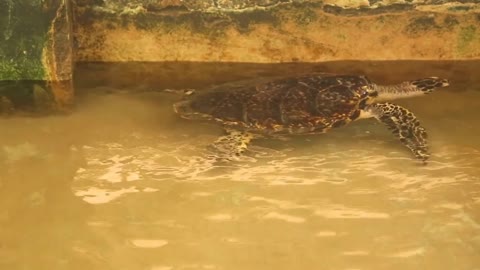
[72,135,480,204]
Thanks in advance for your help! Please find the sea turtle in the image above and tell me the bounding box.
[172,74,449,162]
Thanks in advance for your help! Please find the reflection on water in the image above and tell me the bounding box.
[1,61,480,269]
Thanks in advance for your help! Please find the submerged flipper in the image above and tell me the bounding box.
[365,103,429,162]
[208,129,254,160]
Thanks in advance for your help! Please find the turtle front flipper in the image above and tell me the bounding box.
[409,77,449,94]
[375,77,449,101]
[208,129,254,160]
[364,103,429,162]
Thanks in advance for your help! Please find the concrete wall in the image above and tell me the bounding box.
[73,0,480,62]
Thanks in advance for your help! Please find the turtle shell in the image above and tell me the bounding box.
[174,74,375,134]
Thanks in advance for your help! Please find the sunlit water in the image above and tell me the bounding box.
[1,61,480,270]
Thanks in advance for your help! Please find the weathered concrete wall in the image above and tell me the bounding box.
[0,0,74,114]
[73,0,480,62]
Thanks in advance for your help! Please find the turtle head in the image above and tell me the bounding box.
[374,77,449,101]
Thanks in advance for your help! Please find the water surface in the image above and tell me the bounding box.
[1,61,480,270]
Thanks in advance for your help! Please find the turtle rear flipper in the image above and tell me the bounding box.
[208,129,254,160]
[364,103,429,162]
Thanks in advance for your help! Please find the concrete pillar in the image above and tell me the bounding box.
[0,0,74,114]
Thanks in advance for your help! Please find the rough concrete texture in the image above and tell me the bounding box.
[0,0,74,113]
[73,0,480,62]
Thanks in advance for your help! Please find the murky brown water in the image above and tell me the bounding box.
[1,61,480,270]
